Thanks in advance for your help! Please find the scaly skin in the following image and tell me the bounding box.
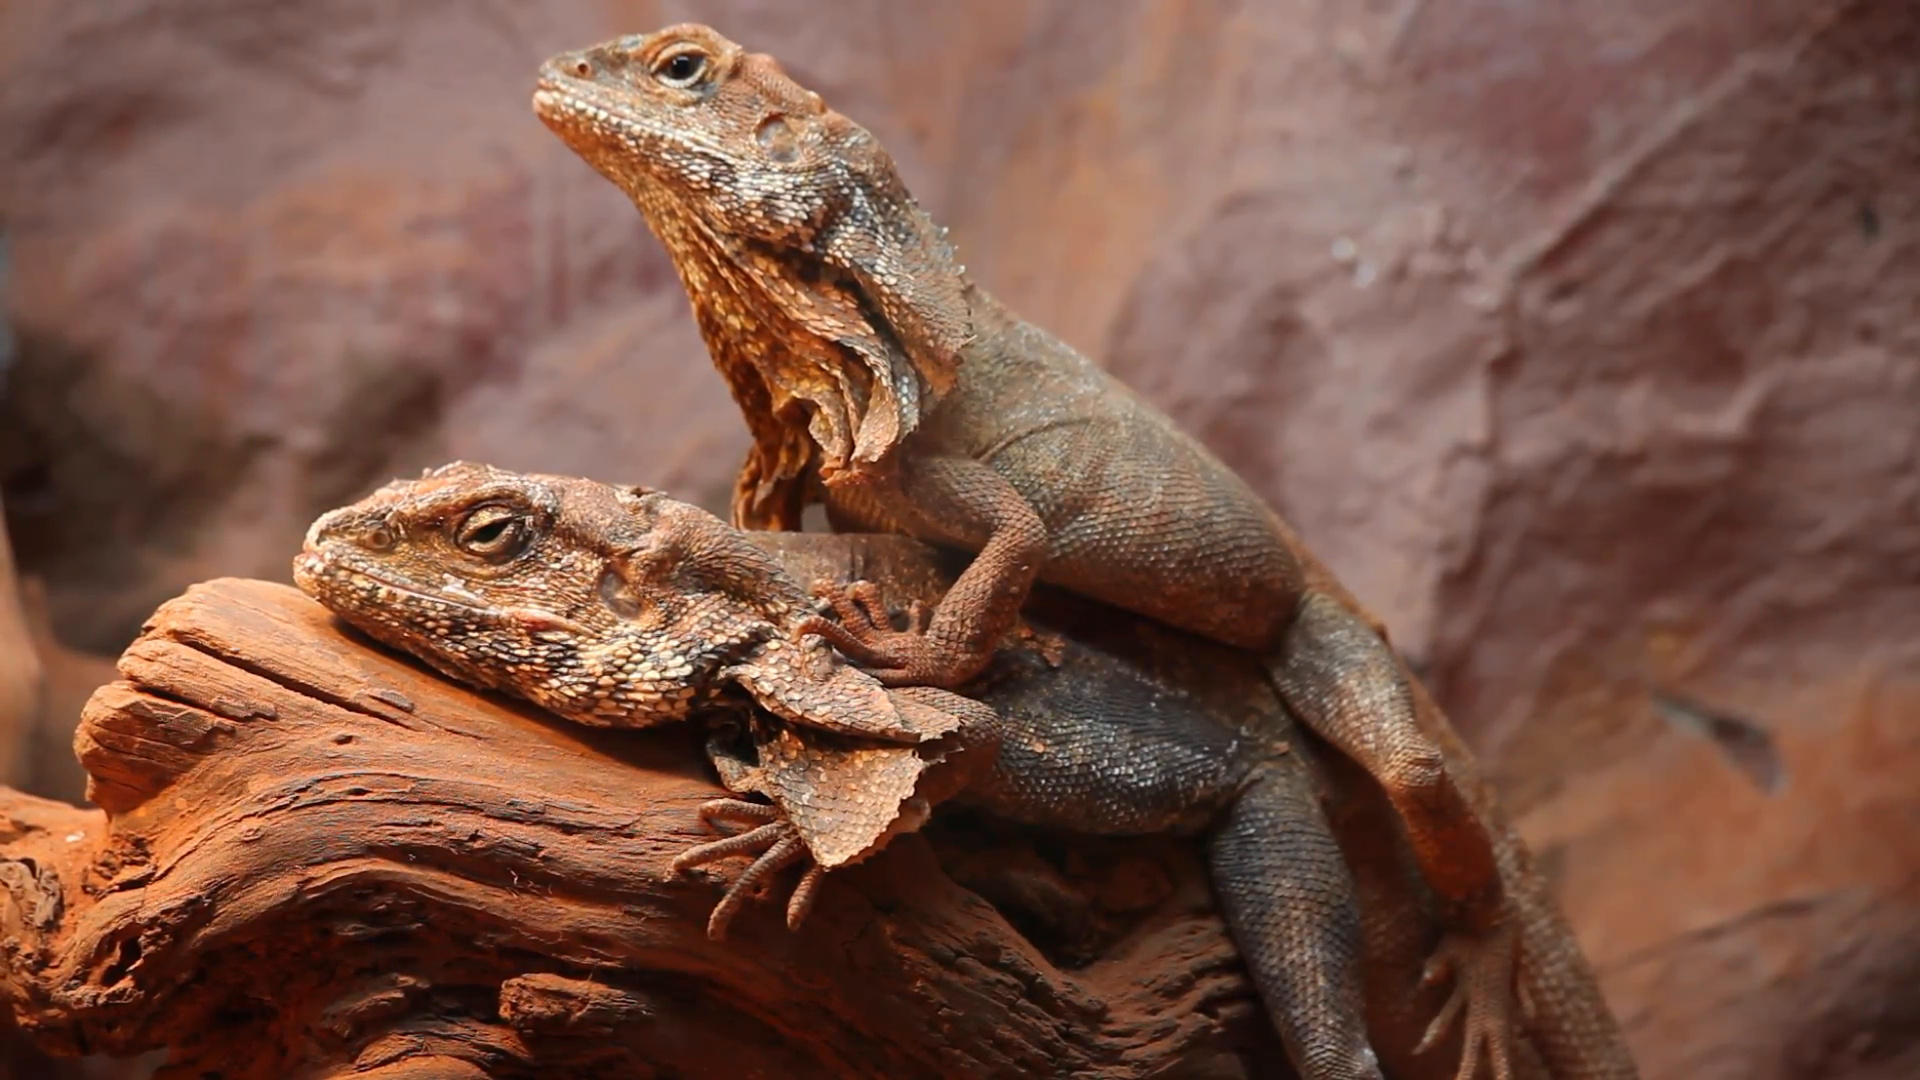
[530,24,1634,1080]
[293,461,993,892]
[296,464,1388,1080]
[291,462,988,745]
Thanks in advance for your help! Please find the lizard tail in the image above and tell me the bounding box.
[1207,762,1387,1080]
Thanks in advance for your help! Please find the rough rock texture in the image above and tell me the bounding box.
[0,579,1281,1079]
[0,495,38,787]
[0,1,1914,1078]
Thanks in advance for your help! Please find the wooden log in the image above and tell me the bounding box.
[0,578,1282,1078]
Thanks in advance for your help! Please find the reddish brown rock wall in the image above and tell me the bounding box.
[2,1,1914,1077]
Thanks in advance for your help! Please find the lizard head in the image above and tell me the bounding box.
[292,461,783,729]
[532,25,972,511]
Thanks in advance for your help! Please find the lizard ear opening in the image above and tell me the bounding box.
[596,565,643,620]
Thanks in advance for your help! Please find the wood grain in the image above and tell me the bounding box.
[0,578,1277,1079]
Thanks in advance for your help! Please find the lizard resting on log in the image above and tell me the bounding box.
[529,23,1635,1080]
[0,575,1290,1078]
[295,461,1385,1080]
[295,461,1629,1080]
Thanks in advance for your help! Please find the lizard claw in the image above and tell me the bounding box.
[808,580,898,632]
[672,798,823,940]
[1413,922,1525,1080]
[795,580,966,687]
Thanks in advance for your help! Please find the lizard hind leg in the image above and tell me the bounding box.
[672,798,817,940]
[1268,593,1528,1080]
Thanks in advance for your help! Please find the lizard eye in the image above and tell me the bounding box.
[653,46,709,89]
[454,505,531,563]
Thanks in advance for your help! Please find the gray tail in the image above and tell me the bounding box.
[1207,762,1385,1080]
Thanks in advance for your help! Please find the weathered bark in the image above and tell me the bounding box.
[0,578,1278,1079]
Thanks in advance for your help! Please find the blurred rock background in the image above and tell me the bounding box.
[1,0,1915,1077]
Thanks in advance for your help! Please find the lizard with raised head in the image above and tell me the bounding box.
[296,461,1389,1080]
[528,23,1632,1080]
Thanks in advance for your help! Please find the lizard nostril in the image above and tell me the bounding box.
[571,58,592,79]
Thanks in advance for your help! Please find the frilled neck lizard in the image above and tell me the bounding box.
[298,462,1393,1078]
[529,25,1637,1080]
[298,463,1642,1080]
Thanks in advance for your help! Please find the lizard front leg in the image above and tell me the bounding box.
[1271,592,1526,1080]
[672,798,825,940]
[798,454,1048,689]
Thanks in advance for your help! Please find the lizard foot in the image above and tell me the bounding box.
[672,798,825,941]
[1413,922,1534,1080]
[795,581,970,688]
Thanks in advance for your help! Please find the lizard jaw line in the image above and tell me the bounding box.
[531,74,735,170]
[532,76,645,141]
[299,549,591,638]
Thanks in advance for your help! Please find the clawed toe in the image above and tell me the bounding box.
[697,798,782,828]
[703,830,808,940]
[786,864,826,929]
[673,800,824,941]
[794,581,979,687]
[1413,926,1524,1080]
[807,580,900,635]
[672,820,786,875]
[903,599,931,634]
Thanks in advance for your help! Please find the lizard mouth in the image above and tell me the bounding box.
[293,548,591,639]
[529,82,581,132]
[531,72,662,166]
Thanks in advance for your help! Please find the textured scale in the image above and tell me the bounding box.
[293,461,950,744]
[720,714,942,869]
[295,462,1638,1078]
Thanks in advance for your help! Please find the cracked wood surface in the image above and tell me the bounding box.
[0,577,1283,1079]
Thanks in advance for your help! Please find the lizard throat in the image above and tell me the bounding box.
[534,74,950,499]
[632,197,911,525]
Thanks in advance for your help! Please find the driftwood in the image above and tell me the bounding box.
[0,578,1285,1079]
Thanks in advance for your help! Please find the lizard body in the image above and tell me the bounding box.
[298,464,1635,1080]
[296,462,1386,1080]
[529,24,1634,1080]
[764,530,1627,1080]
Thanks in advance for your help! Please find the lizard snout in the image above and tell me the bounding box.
[536,43,636,98]
[301,506,394,558]
[301,506,349,554]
